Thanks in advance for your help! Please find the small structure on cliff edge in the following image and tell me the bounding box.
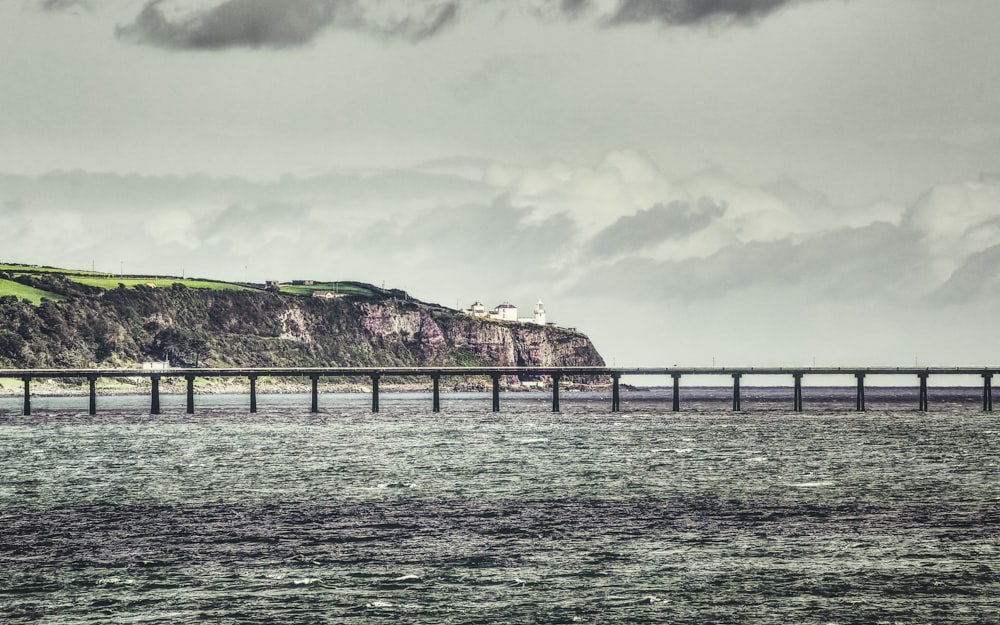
[463,300,547,325]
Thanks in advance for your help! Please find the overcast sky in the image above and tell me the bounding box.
[3,0,1000,370]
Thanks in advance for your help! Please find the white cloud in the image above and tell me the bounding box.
[143,210,200,248]
[4,159,1000,365]
[906,176,1000,281]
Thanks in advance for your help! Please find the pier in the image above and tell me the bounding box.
[0,366,997,415]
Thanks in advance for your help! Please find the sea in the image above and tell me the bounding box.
[1,387,997,624]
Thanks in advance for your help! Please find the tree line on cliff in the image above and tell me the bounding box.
[0,273,605,371]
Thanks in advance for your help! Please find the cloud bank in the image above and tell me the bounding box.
[116,0,460,49]
[607,0,814,26]
[4,155,998,364]
[3,155,995,309]
[36,0,89,12]
[115,0,832,50]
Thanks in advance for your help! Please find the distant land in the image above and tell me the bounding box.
[0,263,605,389]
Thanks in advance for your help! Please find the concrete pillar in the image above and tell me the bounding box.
[310,375,319,413]
[918,373,929,412]
[492,374,500,412]
[611,374,620,412]
[249,375,257,413]
[88,375,97,416]
[793,373,803,412]
[371,374,380,413]
[552,374,561,412]
[151,375,160,415]
[672,373,681,412]
[186,375,195,415]
[983,373,993,412]
[855,373,865,412]
[22,377,30,416]
[432,374,441,413]
[732,374,742,412]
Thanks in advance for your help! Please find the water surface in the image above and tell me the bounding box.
[1,389,997,623]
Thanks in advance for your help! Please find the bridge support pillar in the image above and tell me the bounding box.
[185,375,195,415]
[732,374,742,412]
[310,375,319,413]
[552,374,561,412]
[151,375,160,415]
[611,374,620,412]
[88,375,97,415]
[432,374,441,413]
[793,373,803,412]
[672,373,681,412]
[918,373,929,412]
[855,373,865,412]
[22,377,30,416]
[371,374,380,413]
[983,373,993,412]
[249,375,257,413]
[492,374,500,412]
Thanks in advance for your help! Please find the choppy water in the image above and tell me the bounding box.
[1,388,998,624]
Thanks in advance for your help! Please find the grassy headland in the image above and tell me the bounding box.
[0,261,606,389]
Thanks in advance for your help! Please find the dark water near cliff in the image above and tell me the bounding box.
[1,388,998,624]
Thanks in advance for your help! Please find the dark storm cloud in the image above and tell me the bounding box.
[359,196,574,262]
[381,3,458,41]
[560,0,592,18]
[587,197,725,257]
[353,196,576,293]
[116,0,459,50]
[116,0,337,50]
[37,0,89,12]
[114,0,829,50]
[571,222,924,302]
[932,244,1000,304]
[207,202,312,232]
[608,0,813,26]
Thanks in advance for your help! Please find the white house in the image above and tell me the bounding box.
[464,301,487,317]
[492,303,518,321]
[466,300,548,325]
[312,291,342,300]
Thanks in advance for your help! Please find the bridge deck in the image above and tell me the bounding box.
[0,366,998,379]
[1,366,995,415]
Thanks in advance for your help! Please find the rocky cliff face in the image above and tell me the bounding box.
[0,281,606,374]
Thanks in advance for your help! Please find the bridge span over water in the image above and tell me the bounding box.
[0,366,996,415]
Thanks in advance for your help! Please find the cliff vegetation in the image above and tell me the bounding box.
[0,267,605,381]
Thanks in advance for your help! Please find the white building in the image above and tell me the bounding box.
[312,291,343,300]
[518,301,547,325]
[492,303,518,321]
[466,300,549,325]
[533,301,546,325]
[463,301,487,317]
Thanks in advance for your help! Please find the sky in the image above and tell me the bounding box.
[3,0,1000,371]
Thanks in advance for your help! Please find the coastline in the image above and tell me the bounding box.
[0,376,610,397]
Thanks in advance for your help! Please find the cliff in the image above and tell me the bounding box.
[0,274,605,379]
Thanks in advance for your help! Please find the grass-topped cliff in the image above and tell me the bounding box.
[0,264,605,374]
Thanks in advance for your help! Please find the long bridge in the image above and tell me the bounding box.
[0,366,997,415]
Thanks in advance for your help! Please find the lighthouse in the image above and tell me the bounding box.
[533,301,546,325]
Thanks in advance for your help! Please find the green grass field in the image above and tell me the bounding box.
[0,278,64,304]
[1,262,387,302]
[278,282,378,298]
[66,276,251,291]
[0,263,103,276]
[1,263,252,298]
